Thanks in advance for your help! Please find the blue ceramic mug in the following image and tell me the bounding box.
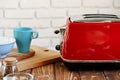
[14,27,38,53]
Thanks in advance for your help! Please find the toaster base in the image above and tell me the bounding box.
[63,61,120,71]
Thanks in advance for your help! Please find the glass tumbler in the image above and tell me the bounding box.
[0,59,5,80]
[3,72,34,80]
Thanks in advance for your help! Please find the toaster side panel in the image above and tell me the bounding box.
[62,21,120,60]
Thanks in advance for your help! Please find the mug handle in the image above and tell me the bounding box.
[32,31,38,39]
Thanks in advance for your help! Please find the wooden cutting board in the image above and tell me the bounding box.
[8,49,35,61]
[8,45,61,71]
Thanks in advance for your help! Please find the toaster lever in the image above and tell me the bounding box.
[55,45,60,50]
[54,30,60,34]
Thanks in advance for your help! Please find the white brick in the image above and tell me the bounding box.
[114,0,120,8]
[20,0,50,8]
[38,28,60,38]
[83,0,113,8]
[36,9,66,18]
[20,19,51,28]
[5,10,34,19]
[4,29,14,37]
[0,20,19,28]
[52,0,81,7]
[52,18,66,28]
[51,38,60,46]
[0,0,18,8]
[99,9,120,17]
[68,8,98,16]
[0,29,3,36]
[0,10,3,18]
[31,38,51,47]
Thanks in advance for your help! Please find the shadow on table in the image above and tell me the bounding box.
[63,62,120,71]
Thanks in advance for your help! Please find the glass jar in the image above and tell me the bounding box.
[3,57,18,76]
[3,72,34,80]
[0,58,5,80]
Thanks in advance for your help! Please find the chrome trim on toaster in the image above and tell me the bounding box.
[70,14,120,22]
[61,55,120,63]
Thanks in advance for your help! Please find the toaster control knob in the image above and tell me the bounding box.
[55,45,60,50]
[54,30,60,34]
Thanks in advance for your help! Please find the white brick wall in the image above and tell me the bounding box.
[37,28,59,38]
[99,9,120,17]
[68,8,98,16]
[0,10,3,18]
[51,18,66,28]
[20,19,51,28]
[114,0,120,8]
[20,0,50,8]
[0,0,120,51]
[0,20,19,28]
[83,0,113,8]
[0,0,18,8]
[51,0,82,8]
[4,29,13,37]
[0,29,3,36]
[5,10,34,19]
[31,38,51,47]
[36,9,66,18]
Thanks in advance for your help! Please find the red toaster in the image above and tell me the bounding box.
[55,14,120,69]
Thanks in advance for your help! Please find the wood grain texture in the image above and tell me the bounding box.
[21,61,120,80]
[17,45,60,71]
[32,64,55,80]
[80,70,106,80]
[55,61,80,80]
[8,48,35,61]
[104,70,120,80]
